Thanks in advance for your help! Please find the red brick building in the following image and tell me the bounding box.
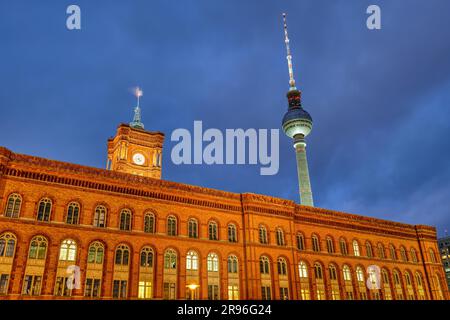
[0,123,447,300]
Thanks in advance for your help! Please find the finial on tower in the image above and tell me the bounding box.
[283,13,297,90]
[130,86,145,129]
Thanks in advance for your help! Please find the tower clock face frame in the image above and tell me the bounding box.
[132,152,145,165]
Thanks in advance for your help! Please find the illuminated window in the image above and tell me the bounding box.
[429,249,437,263]
[119,209,132,231]
[4,193,21,218]
[59,239,76,261]
[343,265,352,281]
[138,281,152,299]
[207,253,219,272]
[299,261,308,278]
[353,240,360,256]
[66,202,80,225]
[356,267,364,282]
[87,241,104,264]
[186,250,198,270]
[228,285,239,300]
[93,205,107,228]
[37,198,52,222]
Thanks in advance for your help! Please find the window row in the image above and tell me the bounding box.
[2,194,239,242]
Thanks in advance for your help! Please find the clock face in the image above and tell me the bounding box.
[132,153,145,165]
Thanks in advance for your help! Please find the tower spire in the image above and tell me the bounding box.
[281,13,314,207]
[283,13,296,90]
[130,87,145,130]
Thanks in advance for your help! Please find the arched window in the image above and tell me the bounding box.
[140,247,154,268]
[404,272,412,286]
[144,213,155,234]
[340,238,348,255]
[314,263,323,279]
[28,236,48,259]
[207,253,219,272]
[356,267,364,282]
[66,202,80,225]
[400,246,408,262]
[276,228,285,246]
[352,240,360,256]
[296,233,305,251]
[393,270,401,285]
[326,237,334,253]
[389,244,397,260]
[429,248,437,263]
[227,255,238,273]
[167,216,177,236]
[164,249,177,269]
[186,250,198,270]
[4,193,21,218]
[366,241,373,258]
[260,256,270,275]
[299,261,308,278]
[382,269,390,284]
[37,198,52,222]
[329,264,338,280]
[343,265,352,281]
[208,221,218,240]
[59,239,77,261]
[259,225,268,244]
[228,224,237,243]
[115,244,130,265]
[277,257,287,275]
[312,235,320,252]
[377,243,385,259]
[93,205,107,228]
[119,209,132,231]
[188,219,198,238]
[410,248,418,263]
[415,272,423,286]
[0,233,16,257]
[87,241,104,264]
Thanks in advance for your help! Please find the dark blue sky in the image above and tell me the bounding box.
[1,1,449,235]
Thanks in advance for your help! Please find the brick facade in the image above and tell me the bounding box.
[0,140,448,300]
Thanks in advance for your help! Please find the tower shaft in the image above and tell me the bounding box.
[294,138,314,206]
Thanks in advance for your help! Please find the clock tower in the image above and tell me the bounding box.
[106,89,164,179]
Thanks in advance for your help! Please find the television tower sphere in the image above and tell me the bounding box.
[282,105,313,139]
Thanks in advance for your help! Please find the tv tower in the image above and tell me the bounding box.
[281,13,314,206]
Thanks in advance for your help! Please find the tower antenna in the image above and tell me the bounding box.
[130,87,145,129]
[283,13,296,90]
